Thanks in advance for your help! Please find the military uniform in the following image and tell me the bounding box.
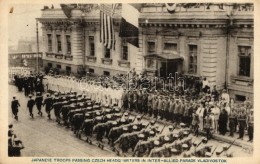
[11,98,20,120]
[247,110,254,142]
[229,110,237,137]
[27,96,35,118]
[204,114,212,140]
[43,95,53,119]
[237,111,247,139]
[35,93,43,116]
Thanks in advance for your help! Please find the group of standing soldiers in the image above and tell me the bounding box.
[13,73,45,96]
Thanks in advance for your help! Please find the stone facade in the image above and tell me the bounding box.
[38,3,254,101]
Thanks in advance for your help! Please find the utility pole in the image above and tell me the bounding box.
[36,19,40,74]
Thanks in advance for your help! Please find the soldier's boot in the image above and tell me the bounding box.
[15,115,18,120]
[40,111,43,117]
[31,113,34,118]
[48,114,51,119]
[112,147,116,152]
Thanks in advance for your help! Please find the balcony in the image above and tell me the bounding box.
[118,60,130,68]
[55,53,63,59]
[86,56,97,63]
[46,52,55,58]
[230,75,253,87]
[64,55,73,61]
[101,58,112,65]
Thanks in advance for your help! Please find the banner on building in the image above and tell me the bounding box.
[119,4,140,48]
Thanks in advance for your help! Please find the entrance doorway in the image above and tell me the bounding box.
[160,61,178,78]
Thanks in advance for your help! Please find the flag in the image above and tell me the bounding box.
[100,4,117,50]
[119,4,140,48]
[165,3,177,13]
[60,4,77,18]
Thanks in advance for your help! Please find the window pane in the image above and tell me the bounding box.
[47,34,52,52]
[57,35,61,53]
[147,42,155,53]
[164,43,177,51]
[239,56,251,77]
[89,36,95,56]
[122,45,128,60]
[188,45,198,74]
[66,35,71,54]
[105,48,110,58]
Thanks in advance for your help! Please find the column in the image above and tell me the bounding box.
[61,28,66,54]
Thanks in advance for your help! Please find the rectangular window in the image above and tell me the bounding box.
[56,35,62,53]
[89,68,94,73]
[235,95,246,102]
[238,46,251,77]
[164,42,177,51]
[56,64,61,69]
[66,66,71,72]
[122,39,128,60]
[103,71,110,76]
[47,63,52,68]
[188,45,198,74]
[105,48,111,58]
[66,35,71,55]
[47,34,52,52]
[147,41,155,53]
[89,36,95,56]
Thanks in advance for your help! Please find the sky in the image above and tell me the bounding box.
[8,3,60,47]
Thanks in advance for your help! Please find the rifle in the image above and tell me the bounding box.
[216,139,236,156]
[57,85,61,93]
[211,146,217,156]
[160,124,166,134]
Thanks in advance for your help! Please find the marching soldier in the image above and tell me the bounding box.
[11,96,20,120]
[133,134,147,157]
[53,98,62,124]
[27,95,35,118]
[43,93,53,119]
[35,92,43,116]
[247,109,254,142]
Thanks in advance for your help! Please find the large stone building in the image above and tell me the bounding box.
[38,3,254,101]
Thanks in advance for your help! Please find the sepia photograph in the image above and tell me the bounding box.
[4,1,255,160]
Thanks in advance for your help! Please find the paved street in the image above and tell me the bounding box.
[8,85,115,157]
[8,84,252,157]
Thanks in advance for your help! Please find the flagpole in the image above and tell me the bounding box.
[36,19,40,74]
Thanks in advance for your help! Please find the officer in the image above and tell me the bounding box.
[27,95,35,118]
[229,108,237,137]
[247,109,254,142]
[191,112,200,136]
[164,96,170,121]
[237,109,247,140]
[35,92,43,116]
[11,96,20,120]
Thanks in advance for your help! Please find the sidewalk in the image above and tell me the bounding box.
[130,111,253,149]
